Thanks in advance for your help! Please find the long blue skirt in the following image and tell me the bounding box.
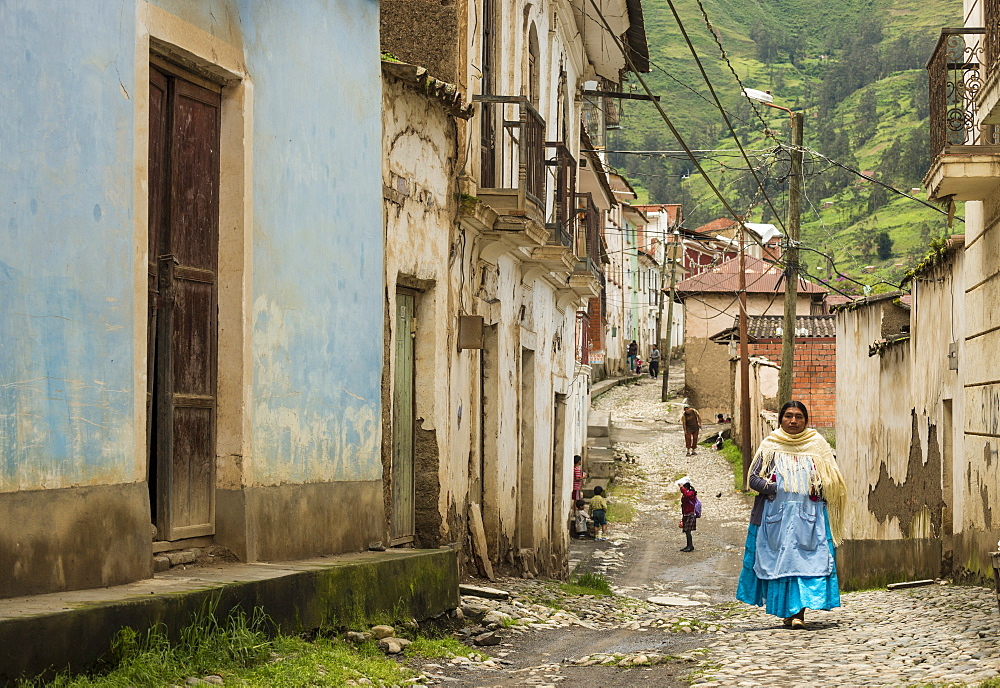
[736,521,841,618]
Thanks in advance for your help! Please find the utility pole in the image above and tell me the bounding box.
[654,234,668,358]
[738,224,752,490]
[660,230,679,402]
[778,111,804,407]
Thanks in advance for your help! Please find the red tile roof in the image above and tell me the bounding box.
[675,256,827,295]
[692,217,739,234]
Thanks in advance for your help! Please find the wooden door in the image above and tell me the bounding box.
[391,292,416,543]
[148,66,221,541]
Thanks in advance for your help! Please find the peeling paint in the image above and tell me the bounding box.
[868,411,945,538]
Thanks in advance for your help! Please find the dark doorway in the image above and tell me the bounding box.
[147,63,221,542]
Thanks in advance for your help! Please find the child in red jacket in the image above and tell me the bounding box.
[679,480,699,552]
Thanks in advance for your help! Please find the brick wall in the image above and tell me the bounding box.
[587,297,602,352]
[750,338,836,427]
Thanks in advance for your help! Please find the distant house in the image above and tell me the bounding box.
[710,315,837,427]
[676,256,827,417]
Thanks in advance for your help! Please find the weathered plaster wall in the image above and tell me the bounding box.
[835,302,947,586]
[960,195,1000,579]
[239,0,383,487]
[0,1,138,491]
[836,305,913,541]
[382,75,465,551]
[149,0,245,47]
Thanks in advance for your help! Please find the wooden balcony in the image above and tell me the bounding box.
[566,192,603,297]
[473,95,545,222]
[924,28,1000,201]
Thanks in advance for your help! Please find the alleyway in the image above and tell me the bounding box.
[426,375,1000,687]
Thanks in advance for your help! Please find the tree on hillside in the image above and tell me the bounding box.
[854,90,877,145]
[875,231,893,260]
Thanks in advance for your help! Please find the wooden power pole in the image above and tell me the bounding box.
[660,231,679,402]
[739,224,752,490]
[778,111,804,407]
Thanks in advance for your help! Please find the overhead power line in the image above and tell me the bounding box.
[663,0,788,233]
[584,0,767,251]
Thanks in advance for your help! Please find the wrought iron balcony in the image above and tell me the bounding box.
[924,28,1000,201]
[545,142,578,249]
[474,95,545,217]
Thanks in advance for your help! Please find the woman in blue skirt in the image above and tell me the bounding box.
[736,401,846,630]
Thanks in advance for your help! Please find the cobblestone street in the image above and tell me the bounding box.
[430,376,1000,687]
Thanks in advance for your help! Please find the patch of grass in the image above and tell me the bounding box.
[240,637,415,687]
[18,602,419,688]
[20,605,271,687]
[606,500,637,524]
[719,439,746,492]
[404,636,478,659]
[560,571,613,597]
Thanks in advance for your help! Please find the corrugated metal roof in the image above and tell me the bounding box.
[676,255,827,295]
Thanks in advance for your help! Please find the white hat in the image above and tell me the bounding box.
[675,476,691,488]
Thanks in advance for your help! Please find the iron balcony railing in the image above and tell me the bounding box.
[475,95,545,205]
[545,142,577,248]
[927,28,1000,159]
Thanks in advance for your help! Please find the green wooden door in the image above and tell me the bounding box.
[391,292,416,543]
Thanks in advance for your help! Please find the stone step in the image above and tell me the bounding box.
[582,477,610,498]
[587,446,613,460]
[587,410,610,438]
[587,435,611,449]
[587,459,615,479]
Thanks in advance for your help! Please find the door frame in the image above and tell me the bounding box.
[390,288,418,545]
[137,6,251,554]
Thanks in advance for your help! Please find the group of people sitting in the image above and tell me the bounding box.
[571,455,609,540]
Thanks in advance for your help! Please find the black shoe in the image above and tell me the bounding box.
[680,546,694,552]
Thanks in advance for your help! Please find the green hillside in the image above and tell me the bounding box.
[611,0,963,291]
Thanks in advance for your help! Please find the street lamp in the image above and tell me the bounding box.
[744,89,804,409]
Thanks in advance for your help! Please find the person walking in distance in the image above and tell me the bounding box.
[736,401,846,630]
[683,406,702,456]
[627,340,638,373]
[649,345,661,379]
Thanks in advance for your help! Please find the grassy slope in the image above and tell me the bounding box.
[613,0,963,289]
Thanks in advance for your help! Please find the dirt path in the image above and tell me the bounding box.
[420,374,1000,687]
[422,372,744,687]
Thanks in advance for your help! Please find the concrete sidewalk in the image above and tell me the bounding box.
[0,548,458,681]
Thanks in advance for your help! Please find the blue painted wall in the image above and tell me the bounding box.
[238,0,384,485]
[0,2,137,491]
[0,0,383,492]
